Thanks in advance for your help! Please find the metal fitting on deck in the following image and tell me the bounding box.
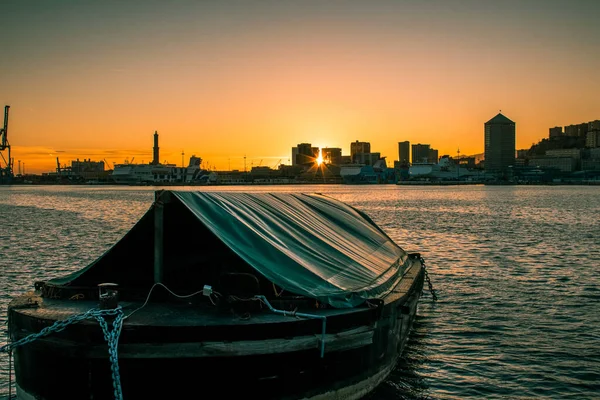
[98,283,119,309]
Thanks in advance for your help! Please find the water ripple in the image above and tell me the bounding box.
[1,185,599,399]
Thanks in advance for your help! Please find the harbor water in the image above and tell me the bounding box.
[1,184,599,399]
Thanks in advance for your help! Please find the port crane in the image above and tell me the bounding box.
[0,105,13,182]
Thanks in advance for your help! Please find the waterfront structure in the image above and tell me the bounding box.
[398,141,410,165]
[530,157,577,172]
[71,159,106,180]
[408,156,479,180]
[111,132,204,184]
[350,141,370,163]
[546,149,582,159]
[353,152,381,166]
[0,105,13,183]
[582,148,600,170]
[340,158,393,184]
[484,112,515,175]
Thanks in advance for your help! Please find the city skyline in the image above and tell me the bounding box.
[1,0,599,173]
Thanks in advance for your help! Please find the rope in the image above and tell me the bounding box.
[1,307,125,400]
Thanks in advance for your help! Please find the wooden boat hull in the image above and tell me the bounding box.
[8,260,425,400]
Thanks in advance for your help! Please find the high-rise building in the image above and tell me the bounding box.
[484,112,515,174]
[296,143,314,165]
[428,148,439,164]
[412,144,430,164]
[350,141,370,163]
[564,123,587,137]
[398,141,410,164]
[549,127,562,139]
[321,147,342,165]
[587,131,600,148]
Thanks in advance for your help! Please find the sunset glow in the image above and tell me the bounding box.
[1,1,599,173]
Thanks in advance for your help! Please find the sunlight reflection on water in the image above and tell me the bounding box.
[1,184,599,399]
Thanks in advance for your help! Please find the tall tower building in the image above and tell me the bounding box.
[350,141,370,163]
[484,112,515,174]
[411,144,430,164]
[398,141,410,164]
[296,143,314,165]
[152,131,159,165]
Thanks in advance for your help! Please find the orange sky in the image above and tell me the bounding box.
[1,1,599,174]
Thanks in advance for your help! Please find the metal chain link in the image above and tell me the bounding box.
[420,257,438,301]
[1,307,124,400]
[94,311,124,400]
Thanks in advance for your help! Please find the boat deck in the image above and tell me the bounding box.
[11,260,422,328]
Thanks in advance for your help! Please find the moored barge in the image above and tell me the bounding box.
[5,190,430,399]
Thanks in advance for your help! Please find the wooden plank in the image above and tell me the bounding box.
[15,325,375,359]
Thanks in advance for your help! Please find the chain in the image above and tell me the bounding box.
[1,307,124,400]
[93,311,124,400]
[420,257,438,301]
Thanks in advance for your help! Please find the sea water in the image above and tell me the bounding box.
[1,184,598,399]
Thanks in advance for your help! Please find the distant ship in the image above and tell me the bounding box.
[408,156,475,180]
[111,131,205,184]
[340,159,393,184]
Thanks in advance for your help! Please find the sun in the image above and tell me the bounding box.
[316,150,324,166]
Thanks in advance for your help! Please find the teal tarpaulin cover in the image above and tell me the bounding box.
[172,192,409,308]
[47,191,410,308]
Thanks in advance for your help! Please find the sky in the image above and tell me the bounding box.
[1,0,599,173]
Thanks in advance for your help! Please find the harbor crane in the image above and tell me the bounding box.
[0,105,13,182]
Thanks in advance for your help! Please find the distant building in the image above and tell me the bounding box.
[589,120,600,131]
[517,149,528,159]
[581,159,600,171]
[71,158,104,173]
[484,112,516,175]
[295,143,315,165]
[530,157,576,172]
[350,141,370,163]
[354,152,381,166]
[459,156,477,168]
[428,148,439,164]
[321,147,342,166]
[564,123,588,138]
[583,149,600,170]
[546,149,582,159]
[291,147,298,166]
[587,130,600,148]
[549,126,563,140]
[411,144,430,164]
[398,141,410,164]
